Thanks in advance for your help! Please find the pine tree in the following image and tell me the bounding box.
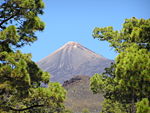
[90,17,150,113]
[92,17,150,52]
[136,98,150,113]
[0,0,66,112]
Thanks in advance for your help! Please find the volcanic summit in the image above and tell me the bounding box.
[37,41,113,83]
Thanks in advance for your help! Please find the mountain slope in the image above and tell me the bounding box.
[37,41,113,83]
[63,75,103,113]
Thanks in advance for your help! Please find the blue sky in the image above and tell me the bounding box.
[21,0,150,62]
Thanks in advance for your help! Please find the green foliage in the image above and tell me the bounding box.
[93,17,150,52]
[115,45,150,103]
[101,99,127,113]
[82,108,90,113]
[90,73,104,94]
[0,0,45,51]
[136,98,150,113]
[90,17,150,113]
[0,0,67,112]
[23,83,67,113]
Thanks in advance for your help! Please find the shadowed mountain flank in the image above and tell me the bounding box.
[63,75,103,113]
[37,41,113,83]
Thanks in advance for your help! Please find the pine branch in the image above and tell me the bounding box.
[0,14,15,26]
[9,104,45,111]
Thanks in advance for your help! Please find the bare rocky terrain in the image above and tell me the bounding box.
[63,75,104,113]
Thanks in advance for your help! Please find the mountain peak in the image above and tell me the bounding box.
[66,41,79,45]
[37,41,113,83]
[63,41,81,48]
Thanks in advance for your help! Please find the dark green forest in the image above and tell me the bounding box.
[0,0,150,113]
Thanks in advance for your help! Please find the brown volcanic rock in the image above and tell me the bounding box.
[37,41,113,83]
[64,75,103,113]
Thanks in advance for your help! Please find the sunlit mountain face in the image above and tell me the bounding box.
[37,41,113,83]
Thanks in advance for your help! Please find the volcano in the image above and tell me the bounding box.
[37,41,113,83]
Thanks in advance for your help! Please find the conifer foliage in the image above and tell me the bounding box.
[0,0,66,112]
[90,17,150,113]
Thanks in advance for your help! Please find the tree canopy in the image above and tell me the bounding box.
[90,17,150,113]
[0,0,67,112]
[93,17,150,52]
